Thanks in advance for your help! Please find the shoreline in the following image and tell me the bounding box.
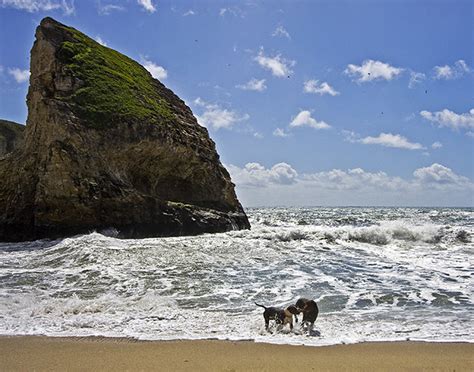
[1,336,473,371]
[1,333,473,346]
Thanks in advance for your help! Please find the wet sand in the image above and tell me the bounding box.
[0,336,472,371]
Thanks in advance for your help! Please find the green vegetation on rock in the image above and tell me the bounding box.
[57,25,174,129]
[0,17,249,242]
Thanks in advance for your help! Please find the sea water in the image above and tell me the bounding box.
[0,207,472,346]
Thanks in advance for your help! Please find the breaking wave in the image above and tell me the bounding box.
[0,207,472,346]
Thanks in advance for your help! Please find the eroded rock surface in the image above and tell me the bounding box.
[0,17,249,241]
[0,120,24,156]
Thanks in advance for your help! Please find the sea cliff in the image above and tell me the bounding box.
[0,17,249,241]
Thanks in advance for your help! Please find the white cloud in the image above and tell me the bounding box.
[408,71,426,88]
[193,97,206,106]
[183,9,195,16]
[344,59,404,83]
[457,60,470,72]
[345,131,424,150]
[272,25,291,39]
[301,167,407,191]
[141,58,167,80]
[254,48,295,78]
[342,130,358,141]
[433,60,470,80]
[359,133,424,150]
[193,97,249,130]
[273,128,290,137]
[413,163,471,187]
[420,108,474,131]
[8,68,30,83]
[98,2,124,15]
[303,80,340,96]
[137,0,155,13]
[95,36,107,47]
[229,162,472,192]
[219,6,243,17]
[228,162,473,207]
[236,78,266,92]
[467,131,474,138]
[227,162,298,188]
[0,0,75,14]
[290,110,331,130]
[431,141,442,149]
[305,164,471,192]
[434,65,452,79]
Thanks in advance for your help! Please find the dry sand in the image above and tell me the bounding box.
[1,336,473,371]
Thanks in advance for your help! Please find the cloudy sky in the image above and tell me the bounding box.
[0,0,472,207]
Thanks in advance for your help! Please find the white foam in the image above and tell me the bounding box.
[0,207,472,345]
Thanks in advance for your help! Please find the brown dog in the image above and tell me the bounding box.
[255,303,300,330]
[295,298,319,332]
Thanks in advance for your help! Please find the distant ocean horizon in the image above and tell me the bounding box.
[1,206,472,346]
[243,205,474,209]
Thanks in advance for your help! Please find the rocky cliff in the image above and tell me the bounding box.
[0,120,24,156]
[0,17,249,242]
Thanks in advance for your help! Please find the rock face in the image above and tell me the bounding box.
[0,120,24,156]
[0,17,249,242]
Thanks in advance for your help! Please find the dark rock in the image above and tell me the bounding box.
[456,230,470,243]
[0,17,250,242]
[0,120,25,156]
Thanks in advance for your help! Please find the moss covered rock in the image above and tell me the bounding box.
[0,17,249,242]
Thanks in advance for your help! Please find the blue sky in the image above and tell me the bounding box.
[0,0,473,206]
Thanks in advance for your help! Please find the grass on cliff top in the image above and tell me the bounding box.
[57,25,174,129]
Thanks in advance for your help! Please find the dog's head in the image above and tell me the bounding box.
[286,305,300,315]
[295,298,310,311]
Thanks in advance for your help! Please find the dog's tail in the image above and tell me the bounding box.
[255,302,267,309]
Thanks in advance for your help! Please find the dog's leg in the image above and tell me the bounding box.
[282,316,292,331]
[304,321,314,335]
[302,320,308,331]
[264,313,271,330]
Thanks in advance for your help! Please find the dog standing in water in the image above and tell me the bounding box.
[295,298,319,332]
[255,303,300,331]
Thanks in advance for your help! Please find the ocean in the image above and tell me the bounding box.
[0,207,472,346]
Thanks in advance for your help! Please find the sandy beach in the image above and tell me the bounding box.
[0,336,472,371]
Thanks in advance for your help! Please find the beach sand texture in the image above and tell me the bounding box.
[1,337,473,371]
